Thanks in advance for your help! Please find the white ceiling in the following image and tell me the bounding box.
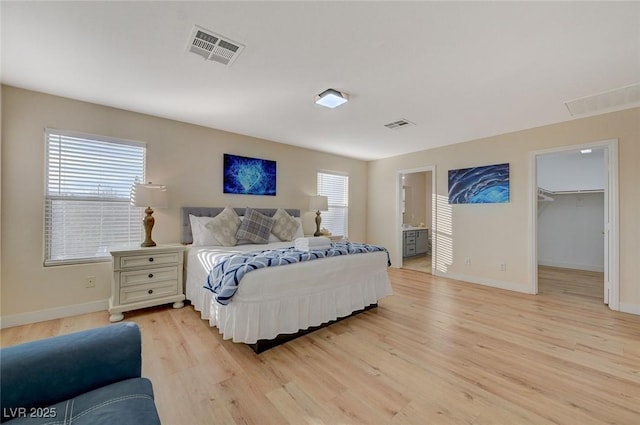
[2,1,639,161]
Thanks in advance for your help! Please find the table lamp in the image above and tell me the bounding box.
[309,195,329,237]
[130,183,168,247]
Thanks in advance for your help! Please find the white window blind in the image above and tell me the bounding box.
[45,129,146,265]
[317,171,349,237]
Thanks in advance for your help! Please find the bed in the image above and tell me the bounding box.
[182,207,393,353]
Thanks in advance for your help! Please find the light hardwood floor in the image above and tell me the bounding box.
[401,254,432,274]
[538,265,604,302]
[2,268,639,424]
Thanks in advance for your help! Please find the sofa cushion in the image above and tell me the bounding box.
[5,378,160,425]
[1,323,142,417]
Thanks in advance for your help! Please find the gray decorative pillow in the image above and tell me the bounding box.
[204,206,241,246]
[271,208,300,241]
[235,207,274,244]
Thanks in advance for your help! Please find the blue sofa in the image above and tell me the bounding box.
[1,322,161,424]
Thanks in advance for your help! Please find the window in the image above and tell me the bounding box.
[317,171,349,237]
[45,129,146,265]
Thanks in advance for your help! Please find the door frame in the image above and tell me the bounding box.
[528,139,619,309]
[396,165,436,271]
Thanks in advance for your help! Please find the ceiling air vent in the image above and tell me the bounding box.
[564,83,640,116]
[384,119,415,130]
[187,25,244,66]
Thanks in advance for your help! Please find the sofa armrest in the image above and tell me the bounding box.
[1,322,142,420]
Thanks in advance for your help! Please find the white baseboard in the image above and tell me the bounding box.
[0,299,109,329]
[619,303,640,316]
[538,260,604,273]
[433,270,532,294]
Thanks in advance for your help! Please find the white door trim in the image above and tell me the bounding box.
[396,165,436,272]
[528,139,619,310]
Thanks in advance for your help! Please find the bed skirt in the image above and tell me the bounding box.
[191,266,392,345]
[247,303,378,353]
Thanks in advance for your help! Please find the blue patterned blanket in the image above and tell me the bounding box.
[205,242,391,305]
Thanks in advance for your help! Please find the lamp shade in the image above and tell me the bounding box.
[130,184,168,208]
[309,195,329,212]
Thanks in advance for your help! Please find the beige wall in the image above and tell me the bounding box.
[368,108,640,311]
[0,86,368,320]
[2,85,638,322]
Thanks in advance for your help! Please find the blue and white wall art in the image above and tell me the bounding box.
[448,163,510,204]
[223,154,277,196]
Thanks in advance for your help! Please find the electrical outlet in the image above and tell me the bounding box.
[85,276,96,288]
[500,263,507,272]
[464,257,471,265]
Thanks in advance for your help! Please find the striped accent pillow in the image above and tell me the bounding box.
[235,207,275,244]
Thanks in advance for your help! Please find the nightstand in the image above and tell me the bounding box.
[109,244,186,322]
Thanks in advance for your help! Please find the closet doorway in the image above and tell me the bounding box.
[529,140,619,310]
[397,166,435,274]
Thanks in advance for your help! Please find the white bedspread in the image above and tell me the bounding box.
[185,242,392,344]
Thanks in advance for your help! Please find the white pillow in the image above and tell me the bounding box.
[189,214,221,246]
[293,217,304,238]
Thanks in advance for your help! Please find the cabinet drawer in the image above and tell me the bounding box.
[120,280,178,305]
[119,252,180,269]
[405,231,416,237]
[120,267,177,287]
[405,237,416,244]
[405,246,416,255]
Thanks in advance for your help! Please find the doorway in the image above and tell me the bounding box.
[397,166,436,274]
[529,140,619,310]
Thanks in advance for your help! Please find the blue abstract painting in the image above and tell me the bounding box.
[223,154,276,196]
[448,163,510,204]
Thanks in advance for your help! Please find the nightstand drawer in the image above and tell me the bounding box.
[120,267,178,287]
[119,252,180,269]
[120,280,178,305]
[109,245,185,322]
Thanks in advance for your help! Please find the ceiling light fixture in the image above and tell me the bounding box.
[580,149,593,154]
[315,89,348,108]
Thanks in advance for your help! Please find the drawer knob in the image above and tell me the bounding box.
[148,289,154,294]
[148,273,154,278]
[148,257,154,262]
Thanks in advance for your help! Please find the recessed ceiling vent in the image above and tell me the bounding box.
[187,25,244,66]
[564,82,640,116]
[384,119,415,130]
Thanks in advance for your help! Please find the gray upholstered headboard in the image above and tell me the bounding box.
[181,207,301,244]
